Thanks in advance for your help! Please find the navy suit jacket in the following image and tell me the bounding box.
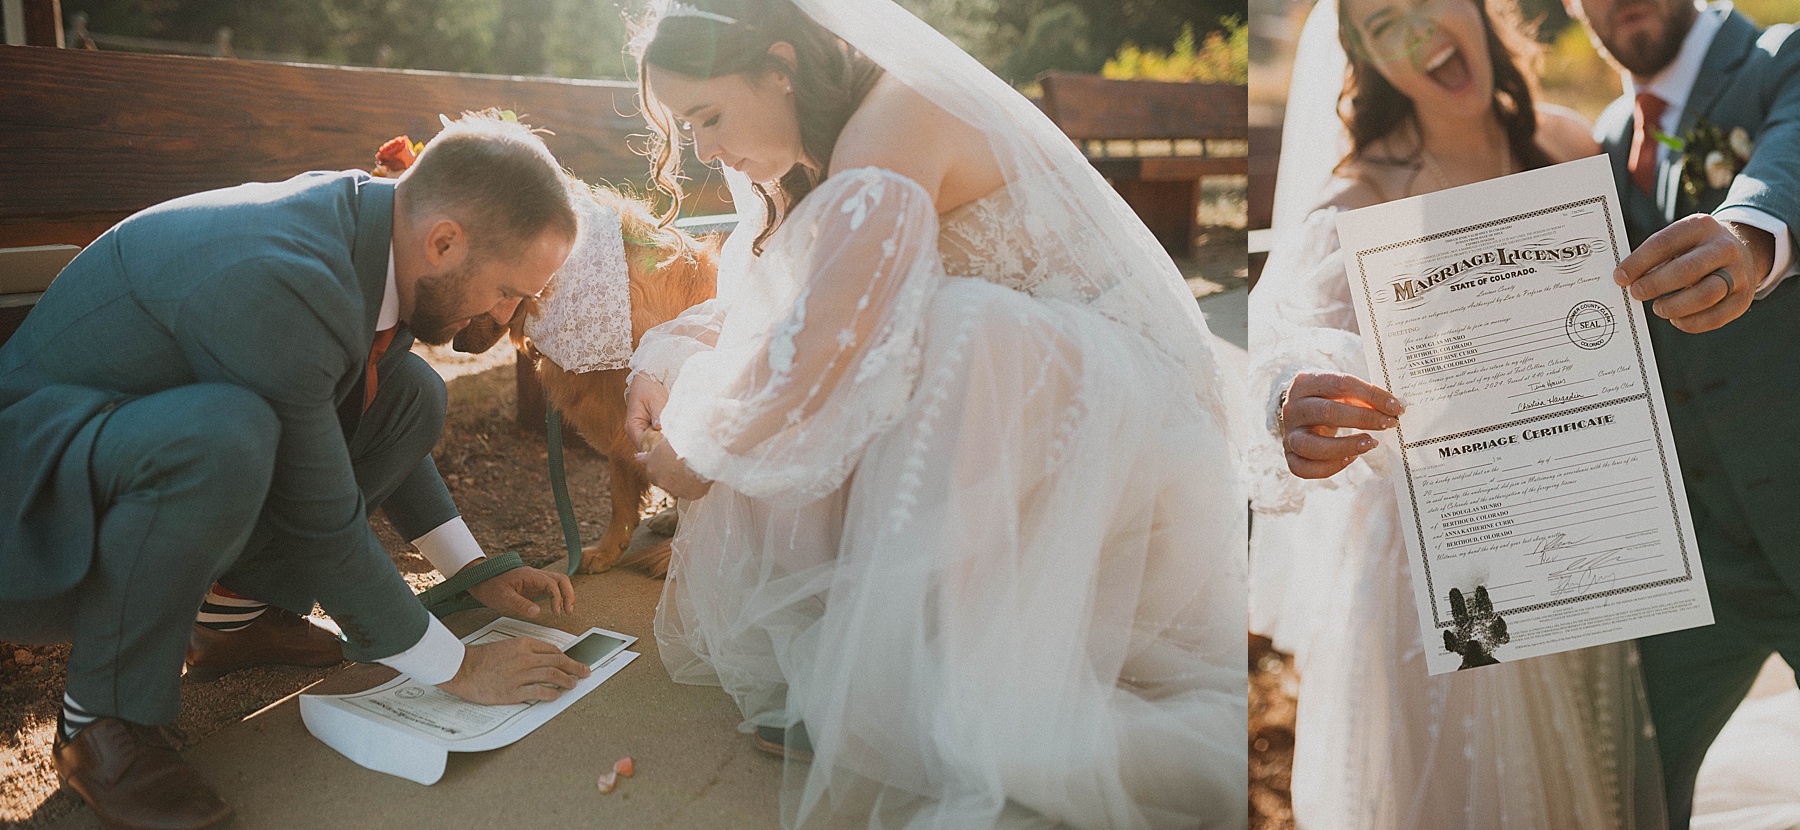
[1597,4,1800,593]
[0,171,450,659]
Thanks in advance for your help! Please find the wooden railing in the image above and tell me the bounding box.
[1040,73,1248,257]
[0,45,714,249]
[0,41,727,428]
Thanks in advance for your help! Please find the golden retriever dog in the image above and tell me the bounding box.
[455,184,717,576]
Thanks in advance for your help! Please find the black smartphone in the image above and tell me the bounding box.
[563,631,629,668]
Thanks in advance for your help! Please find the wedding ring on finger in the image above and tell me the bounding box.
[1708,268,1736,295]
[1277,387,1293,441]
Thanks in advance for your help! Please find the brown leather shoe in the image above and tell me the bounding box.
[185,606,343,681]
[53,716,233,830]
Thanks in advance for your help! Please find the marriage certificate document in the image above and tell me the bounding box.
[300,617,638,784]
[1336,154,1712,674]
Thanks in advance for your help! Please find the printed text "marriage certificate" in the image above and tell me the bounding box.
[1337,155,1712,674]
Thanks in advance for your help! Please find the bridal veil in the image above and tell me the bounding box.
[633,1,1248,827]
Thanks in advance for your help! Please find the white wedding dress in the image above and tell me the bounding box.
[1250,4,1669,825]
[1249,206,1668,829]
[632,164,1245,830]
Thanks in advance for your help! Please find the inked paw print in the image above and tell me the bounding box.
[1443,585,1509,670]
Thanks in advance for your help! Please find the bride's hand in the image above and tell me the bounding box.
[637,438,712,501]
[624,374,669,449]
[1280,372,1405,480]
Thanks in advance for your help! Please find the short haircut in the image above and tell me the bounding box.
[397,111,580,260]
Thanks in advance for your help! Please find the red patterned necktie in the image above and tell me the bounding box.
[1630,92,1670,195]
[364,327,396,413]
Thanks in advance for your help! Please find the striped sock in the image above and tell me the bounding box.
[196,585,268,632]
[61,693,98,740]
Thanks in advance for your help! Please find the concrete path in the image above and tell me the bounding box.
[1201,287,1250,413]
[48,286,1254,830]
[50,565,787,830]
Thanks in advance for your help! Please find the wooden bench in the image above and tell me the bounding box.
[1039,73,1248,257]
[0,245,79,345]
[1247,123,1282,288]
[0,28,729,429]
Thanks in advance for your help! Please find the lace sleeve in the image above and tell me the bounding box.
[1247,208,1390,513]
[659,167,942,505]
[630,299,728,390]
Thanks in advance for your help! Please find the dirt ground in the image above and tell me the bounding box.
[1189,177,1250,297]
[1249,635,1299,830]
[0,200,1249,827]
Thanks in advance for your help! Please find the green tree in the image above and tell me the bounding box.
[63,0,635,78]
[901,0,1240,84]
[63,0,1239,83]
[1006,3,1094,80]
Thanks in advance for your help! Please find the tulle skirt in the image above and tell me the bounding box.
[1253,473,1667,829]
[657,278,1246,829]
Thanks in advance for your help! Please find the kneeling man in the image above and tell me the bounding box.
[0,113,590,830]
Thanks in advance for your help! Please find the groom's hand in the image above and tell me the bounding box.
[466,564,576,619]
[437,638,591,705]
[1615,214,1766,333]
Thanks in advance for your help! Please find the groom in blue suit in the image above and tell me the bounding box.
[1571,0,1800,824]
[0,114,589,830]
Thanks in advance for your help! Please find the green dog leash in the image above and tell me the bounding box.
[546,403,585,575]
[417,404,586,618]
[416,550,527,617]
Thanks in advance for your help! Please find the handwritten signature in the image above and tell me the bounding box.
[1547,550,1628,597]
[1514,391,1589,414]
[1532,532,1589,564]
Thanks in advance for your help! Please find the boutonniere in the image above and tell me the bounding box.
[372,135,423,178]
[373,110,523,178]
[1653,120,1753,202]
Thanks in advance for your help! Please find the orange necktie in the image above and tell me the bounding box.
[1630,92,1670,196]
[364,327,396,413]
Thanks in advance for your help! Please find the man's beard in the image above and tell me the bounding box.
[1601,1,1695,77]
[408,262,476,346]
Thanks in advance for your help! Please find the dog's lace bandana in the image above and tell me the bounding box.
[524,193,632,373]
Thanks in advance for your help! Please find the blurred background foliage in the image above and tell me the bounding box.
[1523,0,1798,117]
[1104,18,1247,82]
[61,0,1247,85]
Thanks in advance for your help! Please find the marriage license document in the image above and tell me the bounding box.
[1336,155,1713,674]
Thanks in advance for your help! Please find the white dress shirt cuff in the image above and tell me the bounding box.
[412,516,487,576]
[374,614,465,686]
[1715,206,1796,297]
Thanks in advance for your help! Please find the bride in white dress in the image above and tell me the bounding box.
[619,1,1246,828]
[1251,0,1667,827]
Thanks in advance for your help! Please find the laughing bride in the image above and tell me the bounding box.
[1250,0,1666,827]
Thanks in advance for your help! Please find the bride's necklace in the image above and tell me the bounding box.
[1418,139,1513,192]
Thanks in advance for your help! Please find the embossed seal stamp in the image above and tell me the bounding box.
[1565,300,1614,350]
